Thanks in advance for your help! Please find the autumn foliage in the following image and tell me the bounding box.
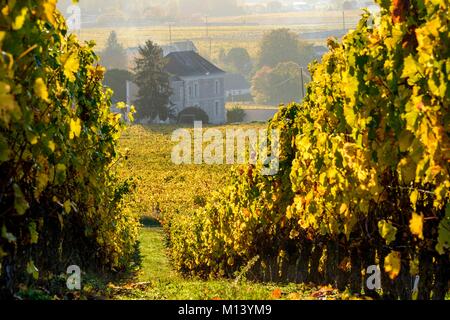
[0,1,139,297]
[168,0,450,299]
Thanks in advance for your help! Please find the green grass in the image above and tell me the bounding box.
[110,227,346,300]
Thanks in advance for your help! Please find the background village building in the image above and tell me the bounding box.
[164,51,226,124]
[126,49,226,124]
[224,73,251,102]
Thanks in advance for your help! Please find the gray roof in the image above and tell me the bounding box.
[224,73,250,91]
[162,40,198,56]
[164,51,225,77]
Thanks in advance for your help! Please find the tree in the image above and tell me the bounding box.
[178,107,209,124]
[133,40,172,121]
[258,29,315,68]
[103,69,134,103]
[224,48,253,76]
[252,62,303,105]
[227,106,246,123]
[100,31,127,70]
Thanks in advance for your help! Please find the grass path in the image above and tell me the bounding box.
[110,227,346,300]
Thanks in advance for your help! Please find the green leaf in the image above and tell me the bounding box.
[64,200,72,214]
[0,81,21,125]
[28,222,39,244]
[398,131,413,152]
[55,163,67,184]
[26,260,39,280]
[13,183,29,215]
[378,220,397,245]
[1,225,16,243]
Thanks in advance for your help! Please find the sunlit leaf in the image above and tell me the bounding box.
[34,78,50,102]
[12,7,28,30]
[384,251,401,280]
[61,52,80,82]
[69,118,81,139]
[378,220,397,245]
[409,212,424,240]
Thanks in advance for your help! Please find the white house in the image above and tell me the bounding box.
[164,51,226,124]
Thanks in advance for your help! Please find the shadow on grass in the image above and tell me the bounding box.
[140,216,162,228]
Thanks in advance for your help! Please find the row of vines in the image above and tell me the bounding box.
[0,1,139,297]
[168,0,450,299]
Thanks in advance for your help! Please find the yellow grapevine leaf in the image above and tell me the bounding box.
[64,200,72,214]
[43,0,57,26]
[48,140,56,152]
[384,251,401,280]
[34,78,49,102]
[61,52,80,82]
[0,82,21,125]
[116,102,126,110]
[1,5,9,16]
[378,220,397,245]
[410,212,424,240]
[12,7,28,30]
[69,118,81,139]
[410,190,419,207]
[401,55,423,83]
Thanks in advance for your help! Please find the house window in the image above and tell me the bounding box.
[194,83,199,97]
[215,101,219,115]
[188,86,192,98]
[215,80,220,95]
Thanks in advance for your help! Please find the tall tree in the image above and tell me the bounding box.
[224,48,253,76]
[258,29,315,68]
[133,40,172,121]
[252,62,303,105]
[103,69,134,103]
[100,31,127,70]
